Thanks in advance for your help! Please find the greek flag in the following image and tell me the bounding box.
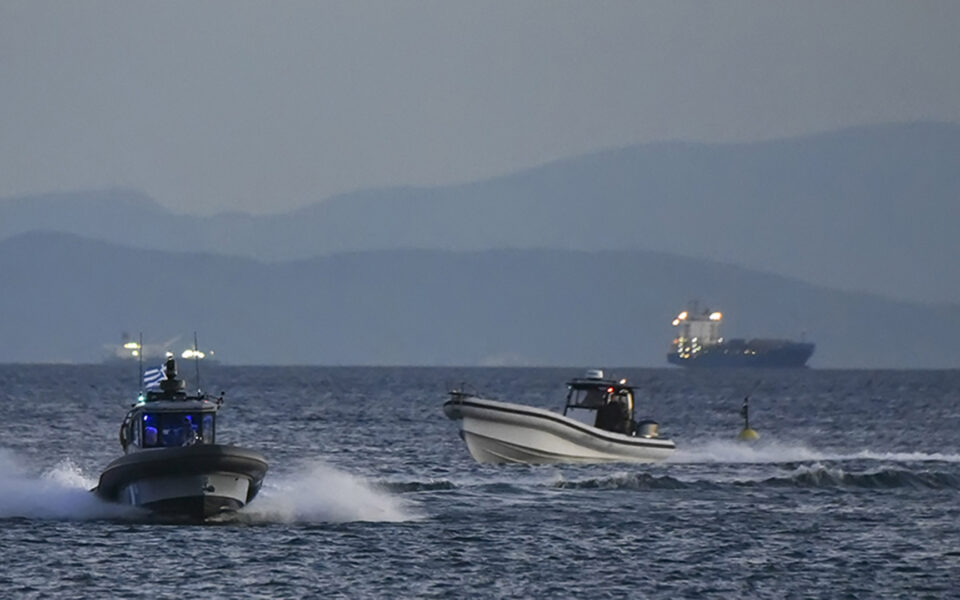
[143,364,166,389]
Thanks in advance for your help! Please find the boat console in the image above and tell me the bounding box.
[563,370,648,437]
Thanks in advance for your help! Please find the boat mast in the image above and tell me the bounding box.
[138,331,144,398]
[193,331,203,396]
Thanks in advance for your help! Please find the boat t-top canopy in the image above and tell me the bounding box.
[563,371,637,434]
[566,377,634,393]
[565,376,634,409]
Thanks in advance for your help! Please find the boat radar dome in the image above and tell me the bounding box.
[585,369,604,380]
[158,357,186,394]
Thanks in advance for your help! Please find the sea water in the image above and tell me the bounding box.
[1,365,958,598]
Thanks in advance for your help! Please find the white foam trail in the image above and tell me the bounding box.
[708,461,848,487]
[0,449,131,521]
[669,439,960,465]
[839,450,960,463]
[241,461,420,524]
[670,439,826,464]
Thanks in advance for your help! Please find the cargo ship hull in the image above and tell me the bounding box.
[667,339,815,368]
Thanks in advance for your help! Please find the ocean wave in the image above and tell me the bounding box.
[552,472,691,490]
[548,463,960,491]
[747,463,960,490]
[379,479,458,493]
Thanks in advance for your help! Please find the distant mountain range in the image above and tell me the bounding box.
[1,232,958,367]
[2,122,958,304]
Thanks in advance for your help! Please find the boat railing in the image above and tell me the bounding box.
[447,382,491,401]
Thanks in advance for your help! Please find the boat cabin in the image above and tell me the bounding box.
[118,358,222,453]
[563,370,636,435]
[122,404,219,451]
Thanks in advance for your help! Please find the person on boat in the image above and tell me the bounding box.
[144,425,158,447]
[595,390,632,434]
[158,415,194,446]
[178,415,201,446]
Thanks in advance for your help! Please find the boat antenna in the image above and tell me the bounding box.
[193,331,203,396]
[138,331,144,398]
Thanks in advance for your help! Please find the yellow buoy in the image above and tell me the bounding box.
[737,396,759,441]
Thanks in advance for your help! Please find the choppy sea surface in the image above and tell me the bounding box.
[1,365,958,598]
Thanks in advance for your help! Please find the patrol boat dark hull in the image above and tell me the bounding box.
[95,444,268,521]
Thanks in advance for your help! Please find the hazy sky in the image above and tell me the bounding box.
[2,1,958,214]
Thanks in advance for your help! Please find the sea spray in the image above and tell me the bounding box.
[240,460,421,524]
[0,449,134,520]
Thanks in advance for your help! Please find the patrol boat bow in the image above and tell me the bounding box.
[443,370,675,464]
[95,357,268,521]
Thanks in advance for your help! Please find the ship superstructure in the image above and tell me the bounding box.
[668,306,814,368]
[670,308,724,360]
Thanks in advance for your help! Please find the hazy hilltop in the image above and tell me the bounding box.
[1,232,957,368]
[1,122,958,304]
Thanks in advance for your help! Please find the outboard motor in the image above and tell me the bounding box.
[635,420,660,438]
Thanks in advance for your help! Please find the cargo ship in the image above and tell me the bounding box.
[102,334,220,366]
[667,307,814,368]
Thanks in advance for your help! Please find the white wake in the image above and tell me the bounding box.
[0,449,133,521]
[239,460,421,524]
[669,439,960,465]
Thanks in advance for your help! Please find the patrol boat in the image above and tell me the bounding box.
[94,357,268,521]
[443,370,675,464]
